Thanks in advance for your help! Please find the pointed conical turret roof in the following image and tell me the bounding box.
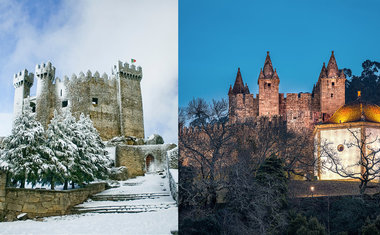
[273,68,279,79]
[228,85,233,95]
[230,68,250,95]
[319,62,327,78]
[263,51,274,78]
[259,68,264,79]
[327,51,339,77]
[339,69,346,78]
[244,83,250,94]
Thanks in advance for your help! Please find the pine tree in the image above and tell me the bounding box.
[1,103,51,188]
[46,110,79,189]
[77,114,110,181]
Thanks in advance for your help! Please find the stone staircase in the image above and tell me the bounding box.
[70,173,176,215]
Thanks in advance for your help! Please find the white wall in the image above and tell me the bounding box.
[319,128,361,180]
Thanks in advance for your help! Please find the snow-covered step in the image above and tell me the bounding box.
[72,203,177,214]
[90,193,171,201]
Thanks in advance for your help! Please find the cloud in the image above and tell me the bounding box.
[0,0,178,143]
[0,113,12,137]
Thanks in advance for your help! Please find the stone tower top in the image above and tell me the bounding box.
[13,69,34,88]
[258,51,279,84]
[263,51,274,78]
[229,68,249,95]
[319,62,327,78]
[327,51,339,78]
[112,61,142,81]
[35,62,56,79]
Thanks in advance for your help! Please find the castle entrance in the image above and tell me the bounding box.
[146,155,155,172]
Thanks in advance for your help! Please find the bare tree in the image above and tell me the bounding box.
[233,117,315,179]
[179,98,234,209]
[320,128,380,195]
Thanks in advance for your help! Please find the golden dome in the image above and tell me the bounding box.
[327,99,380,124]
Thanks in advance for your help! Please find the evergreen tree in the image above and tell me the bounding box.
[256,154,288,204]
[345,60,380,105]
[362,216,380,235]
[1,103,51,188]
[76,114,110,183]
[288,214,326,235]
[46,110,80,189]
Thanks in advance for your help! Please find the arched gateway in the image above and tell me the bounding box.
[145,155,155,172]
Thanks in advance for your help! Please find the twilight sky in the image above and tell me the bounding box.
[179,0,380,107]
[0,0,178,143]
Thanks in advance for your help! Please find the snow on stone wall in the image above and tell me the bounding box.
[3,182,106,221]
[115,143,176,178]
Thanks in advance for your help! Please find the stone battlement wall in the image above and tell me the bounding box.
[116,144,177,178]
[0,174,106,221]
[288,180,379,198]
[229,93,258,123]
[14,60,144,140]
[227,52,346,131]
[282,93,317,131]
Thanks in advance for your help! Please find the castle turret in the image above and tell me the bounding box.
[258,51,280,117]
[327,51,339,78]
[13,69,34,119]
[35,62,56,129]
[319,62,327,78]
[229,68,249,95]
[316,51,346,117]
[112,61,144,138]
[228,68,255,123]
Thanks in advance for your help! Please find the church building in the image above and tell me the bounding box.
[314,93,380,180]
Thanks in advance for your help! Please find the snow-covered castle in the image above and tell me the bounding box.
[13,61,144,140]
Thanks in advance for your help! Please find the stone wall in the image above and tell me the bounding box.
[288,180,379,198]
[66,77,121,140]
[228,93,258,123]
[16,61,144,141]
[168,169,178,203]
[0,172,6,213]
[258,78,280,116]
[227,52,346,132]
[116,144,177,178]
[3,182,106,221]
[319,77,346,116]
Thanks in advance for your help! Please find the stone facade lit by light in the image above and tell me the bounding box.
[314,99,380,180]
[228,51,346,131]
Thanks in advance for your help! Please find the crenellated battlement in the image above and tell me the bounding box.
[13,69,34,88]
[180,123,226,136]
[227,51,346,132]
[57,70,115,88]
[35,62,56,79]
[13,59,144,140]
[112,60,142,81]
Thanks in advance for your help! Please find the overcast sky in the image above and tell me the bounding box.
[0,0,178,143]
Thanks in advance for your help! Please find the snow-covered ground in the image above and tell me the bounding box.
[0,173,178,235]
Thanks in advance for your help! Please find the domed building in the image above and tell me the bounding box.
[314,92,380,180]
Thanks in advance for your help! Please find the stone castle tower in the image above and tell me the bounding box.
[13,60,144,140]
[258,51,280,116]
[228,51,346,131]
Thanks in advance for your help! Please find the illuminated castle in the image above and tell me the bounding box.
[228,51,346,131]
